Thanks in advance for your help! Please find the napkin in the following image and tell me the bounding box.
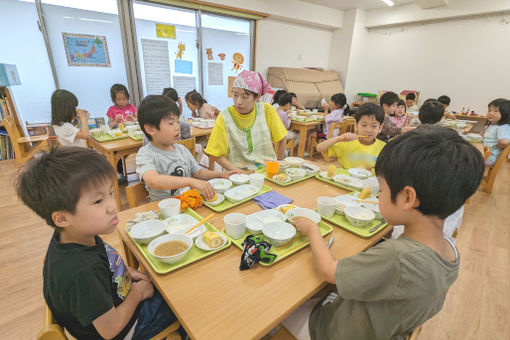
[252,191,293,210]
[240,235,277,270]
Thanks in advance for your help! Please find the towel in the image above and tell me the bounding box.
[252,191,293,210]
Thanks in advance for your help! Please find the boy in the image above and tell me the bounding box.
[419,99,445,125]
[405,92,419,112]
[380,91,400,116]
[137,95,235,201]
[16,147,183,339]
[277,93,300,148]
[316,102,385,170]
[285,125,484,340]
[437,95,455,119]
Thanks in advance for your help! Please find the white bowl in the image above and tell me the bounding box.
[129,220,166,244]
[276,161,289,173]
[284,157,304,168]
[246,210,286,234]
[302,163,320,175]
[195,232,227,251]
[333,175,363,190]
[224,184,259,203]
[334,195,360,216]
[286,208,321,224]
[273,174,292,183]
[344,206,375,228]
[229,174,250,185]
[360,197,382,219]
[148,233,193,264]
[348,168,373,179]
[262,221,296,247]
[208,178,232,193]
[286,167,306,180]
[163,214,207,239]
[205,193,225,206]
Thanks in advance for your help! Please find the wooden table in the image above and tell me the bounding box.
[190,127,212,138]
[116,177,392,340]
[289,120,323,158]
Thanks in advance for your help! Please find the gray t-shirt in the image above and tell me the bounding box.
[136,143,201,201]
[309,235,459,340]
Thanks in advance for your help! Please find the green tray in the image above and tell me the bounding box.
[90,133,128,142]
[318,211,387,238]
[255,168,314,187]
[128,134,144,142]
[314,168,362,192]
[223,220,333,266]
[126,208,231,274]
[204,185,272,212]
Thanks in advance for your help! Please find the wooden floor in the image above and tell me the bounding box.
[1,155,509,339]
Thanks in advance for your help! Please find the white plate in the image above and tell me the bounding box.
[224,184,260,203]
[302,163,320,175]
[208,178,232,193]
[205,193,225,206]
[286,208,321,224]
[333,175,363,190]
[286,168,306,179]
[229,174,250,185]
[319,171,333,179]
[272,174,292,183]
[129,220,166,244]
[348,168,373,179]
[246,210,286,234]
[163,214,206,239]
[195,232,227,251]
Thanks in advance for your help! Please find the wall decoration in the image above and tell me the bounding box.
[156,23,176,39]
[175,59,193,74]
[141,39,171,95]
[218,53,226,61]
[208,63,223,85]
[173,76,196,100]
[231,52,244,73]
[205,48,214,60]
[176,42,186,59]
[62,33,110,67]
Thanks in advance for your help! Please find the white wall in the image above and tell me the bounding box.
[256,18,334,78]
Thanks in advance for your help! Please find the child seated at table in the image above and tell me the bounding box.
[316,102,386,171]
[483,98,510,166]
[272,89,287,110]
[419,99,445,125]
[406,92,419,112]
[276,93,300,149]
[51,89,89,148]
[437,95,455,119]
[185,90,220,119]
[136,95,235,201]
[204,70,288,171]
[380,99,412,140]
[107,84,137,127]
[16,147,186,340]
[285,125,484,340]
[162,87,190,139]
[289,92,305,110]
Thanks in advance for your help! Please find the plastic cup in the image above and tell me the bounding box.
[266,161,280,178]
[249,173,265,190]
[158,198,181,219]
[224,213,246,239]
[100,125,109,135]
[127,125,137,136]
[317,196,337,218]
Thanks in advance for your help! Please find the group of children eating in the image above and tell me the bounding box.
[15,69,507,339]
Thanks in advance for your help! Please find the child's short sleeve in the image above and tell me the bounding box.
[497,124,510,140]
[327,141,346,159]
[204,114,228,157]
[106,105,115,119]
[136,146,157,181]
[336,241,401,301]
[264,103,288,143]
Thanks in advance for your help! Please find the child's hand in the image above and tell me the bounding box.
[293,217,319,237]
[125,115,136,122]
[339,132,358,142]
[114,115,123,124]
[77,109,88,121]
[129,268,151,282]
[401,126,416,134]
[224,169,242,177]
[321,102,330,111]
[131,279,154,301]
[191,179,215,201]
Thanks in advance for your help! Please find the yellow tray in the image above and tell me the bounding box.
[90,133,128,142]
[128,134,144,142]
[126,208,231,274]
[318,211,387,238]
[314,168,362,192]
[255,168,314,187]
[204,185,272,212]
[222,220,333,266]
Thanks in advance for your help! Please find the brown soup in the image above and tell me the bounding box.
[154,240,188,256]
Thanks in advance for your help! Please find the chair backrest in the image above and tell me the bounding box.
[126,182,150,208]
[482,144,510,193]
[177,137,196,157]
[274,138,294,156]
[37,304,68,340]
[327,122,342,139]
[2,116,26,156]
[341,118,355,134]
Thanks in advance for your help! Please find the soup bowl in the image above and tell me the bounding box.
[148,233,193,264]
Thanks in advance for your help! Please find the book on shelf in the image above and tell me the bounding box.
[0,130,14,160]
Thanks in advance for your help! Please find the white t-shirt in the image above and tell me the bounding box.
[53,123,87,148]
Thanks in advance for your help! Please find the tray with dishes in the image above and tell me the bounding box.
[222,205,333,266]
[89,128,128,142]
[126,208,231,274]
[256,158,319,186]
[128,130,145,141]
[315,165,376,192]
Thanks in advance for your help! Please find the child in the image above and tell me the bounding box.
[136,95,235,201]
[483,98,510,166]
[380,99,412,140]
[272,89,287,110]
[16,147,185,339]
[51,89,89,148]
[380,91,400,116]
[204,70,288,171]
[185,90,220,119]
[162,87,190,139]
[276,93,299,148]
[322,93,349,138]
[285,125,484,340]
[437,95,455,119]
[419,99,445,125]
[289,92,305,110]
[406,92,419,112]
[107,84,137,127]
[316,102,385,171]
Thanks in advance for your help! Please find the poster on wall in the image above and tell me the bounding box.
[173,76,196,99]
[141,39,171,95]
[156,23,176,39]
[208,63,223,85]
[175,60,192,74]
[62,33,111,67]
[231,52,244,73]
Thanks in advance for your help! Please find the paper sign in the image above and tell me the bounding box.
[156,23,176,39]
[173,76,196,99]
[175,59,192,74]
[62,33,110,67]
[208,62,223,85]
[141,39,171,95]
[228,76,236,98]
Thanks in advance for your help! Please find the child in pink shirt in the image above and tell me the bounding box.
[185,90,219,119]
[107,84,137,127]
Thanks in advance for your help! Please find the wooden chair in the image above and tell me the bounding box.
[309,119,355,161]
[177,137,196,157]
[126,182,150,209]
[274,138,295,157]
[405,325,423,340]
[481,144,510,193]
[2,116,50,166]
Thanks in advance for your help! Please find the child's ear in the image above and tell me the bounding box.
[52,211,73,228]
[144,123,157,137]
[377,123,384,133]
[399,185,419,210]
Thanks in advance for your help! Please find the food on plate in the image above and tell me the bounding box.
[154,240,188,256]
[114,130,123,137]
[327,165,336,178]
[176,189,203,210]
[206,192,218,202]
[358,188,372,199]
[279,204,296,214]
[354,212,372,220]
[118,123,125,131]
[202,232,223,248]
[275,173,288,182]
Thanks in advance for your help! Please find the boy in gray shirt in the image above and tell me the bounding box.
[136,95,237,202]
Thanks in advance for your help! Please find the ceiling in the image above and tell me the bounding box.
[301,0,415,10]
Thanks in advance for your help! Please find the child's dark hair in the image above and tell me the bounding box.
[380,91,400,107]
[405,93,416,101]
[185,90,207,107]
[110,83,130,102]
[138,95,180,141]
[51,89,78,125]
[278,93,293,107]
[16,146,115,230]
[162,87,179,102]
[355,102,385,124]
[491,99,510,125]
[375,125,484,219]
[418,99,444,124]
[437,95,450,106]
[273,90,287,105]
[330,93,350,112]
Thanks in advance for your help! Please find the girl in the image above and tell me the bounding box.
[185,90,220,119]
[276,93,299,149]
[272,89,287,110]
[51,89,89,148]
[107,84,137,127]
[204,70,288,171]
[380,99,413,141]
[323,93,349,138]
[483,98,510,166]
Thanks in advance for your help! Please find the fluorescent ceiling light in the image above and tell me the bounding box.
[381,0,395,6]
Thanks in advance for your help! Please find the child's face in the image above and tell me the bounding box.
[396,105,405,117]
[383,103,397,116]
[186,100,198,111]
[115,92,129,108]
[148,115,181,146]
[232,88,257,114]
[406,99,415,107]
[291,97,299,107]
[378,177,403,226]
[487,105,502,123]
[356,115,383,142]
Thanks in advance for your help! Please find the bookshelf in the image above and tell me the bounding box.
[0,86,23,161]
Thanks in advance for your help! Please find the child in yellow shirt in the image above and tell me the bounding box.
[317,102,386,170]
